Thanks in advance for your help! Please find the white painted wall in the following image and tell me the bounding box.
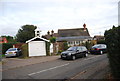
[28,41,46,57]
[50,43,53,54]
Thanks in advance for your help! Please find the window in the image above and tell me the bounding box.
[68,42,70,44]
[37,34,39,36]
[76,41,79,45]
[37,31,39,33]
[77,47,82,52]
[67,47,77,51]
[82,47,87,51]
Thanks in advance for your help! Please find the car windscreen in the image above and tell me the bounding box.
[67,47,77,51]
[7,48,17,51]
[92,45,101,48]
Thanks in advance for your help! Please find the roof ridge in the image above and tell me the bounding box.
[58,28,86,30]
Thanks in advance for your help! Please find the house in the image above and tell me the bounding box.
[93,35,105,41]
[0,37,8,43]
[26,28,49,57]
[42,23,92,54]
[57,23,92,46]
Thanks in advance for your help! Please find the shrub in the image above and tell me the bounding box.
[63,42,69,51]
[57,50,63,54]
[45,41,50,56]
[2,43,16,54]
[82,41,93,50]
[20,44,28,58]
[104,26,120,79]
[97,40,106,44]
[50,37,56,43]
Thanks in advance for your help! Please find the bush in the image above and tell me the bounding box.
[2,43,17,54]
[97,40,106,44]
[20,44,29,58]
[45,41,50,56]
[82,41,93,50]
[104,26,120,79]
[63,42,69,51]
[57,50,63,54]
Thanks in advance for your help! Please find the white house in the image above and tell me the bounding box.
[26,28,49,57]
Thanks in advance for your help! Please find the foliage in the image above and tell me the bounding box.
[16,24,37,43]
[1,35,17,43]
[97,40,106,44]
[63,42,69,51]
[58,50,63,53]
[45,41,50,56]
[82,41,93,50]
[104,26,120,79]
[20,44,29,58]
[2,43,17,54]
[50,37,56,43]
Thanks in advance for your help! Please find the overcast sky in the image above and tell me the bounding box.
[0,0,119,37]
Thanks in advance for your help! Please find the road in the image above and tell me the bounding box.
[2,54,109,79]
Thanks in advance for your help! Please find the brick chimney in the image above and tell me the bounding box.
[83,23,86,31]
[47,31,50,35]
[51,30,54,35]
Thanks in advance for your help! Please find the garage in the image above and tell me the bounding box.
[26,37,49,57]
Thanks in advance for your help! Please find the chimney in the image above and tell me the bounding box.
[83,23,86,31]
[47,31,50,35]
[51,30,54,35]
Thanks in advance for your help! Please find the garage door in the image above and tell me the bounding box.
[29,41,46,57]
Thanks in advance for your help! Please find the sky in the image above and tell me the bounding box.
[0,0,119,37]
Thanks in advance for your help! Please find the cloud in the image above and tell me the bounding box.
[0,0,119,37]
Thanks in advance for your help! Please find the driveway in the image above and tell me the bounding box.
[1,55,59,71]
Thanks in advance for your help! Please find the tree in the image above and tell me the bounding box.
[16,25,37,43]
[50,37,56,43]
[104,26,120,78]
[1,35,16,43]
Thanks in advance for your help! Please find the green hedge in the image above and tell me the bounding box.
[97,40,106,44]
[2,43,17,54]
[104,26,120,79]
[45,41,50,56]
[20,44,29,58]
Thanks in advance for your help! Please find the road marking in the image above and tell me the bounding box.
[28,63,69,76]
[71,70,87,79]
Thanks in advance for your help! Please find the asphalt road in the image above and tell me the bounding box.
[2,54,109,79]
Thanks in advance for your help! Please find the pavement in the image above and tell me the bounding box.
[1,55,60,71]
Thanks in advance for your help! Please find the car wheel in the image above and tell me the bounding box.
[16,53,19,57]
[100,51,103,55]
[72,56,76,60]
[84,53,88,57]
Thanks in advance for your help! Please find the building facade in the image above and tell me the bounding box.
[57,23,92,47]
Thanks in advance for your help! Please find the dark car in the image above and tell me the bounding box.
[90,44,107,54]
[5,48,22,57]
[61,46,88,60]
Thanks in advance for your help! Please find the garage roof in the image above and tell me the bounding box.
[26,36,49,43]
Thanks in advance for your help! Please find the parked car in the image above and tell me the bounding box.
[5,48,22,57]
[61,46,88,60]
[90,44,107,54]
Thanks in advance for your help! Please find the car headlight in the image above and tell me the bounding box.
[68,53,72,55]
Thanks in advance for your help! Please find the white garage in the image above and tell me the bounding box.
[26,36,49,57]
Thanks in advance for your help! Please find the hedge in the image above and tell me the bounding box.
[104,26,120,79]
[20,44,29,58]
[2,43,17,54]
[45,41,50,56]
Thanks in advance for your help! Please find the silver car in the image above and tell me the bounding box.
[5,48,22,57]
